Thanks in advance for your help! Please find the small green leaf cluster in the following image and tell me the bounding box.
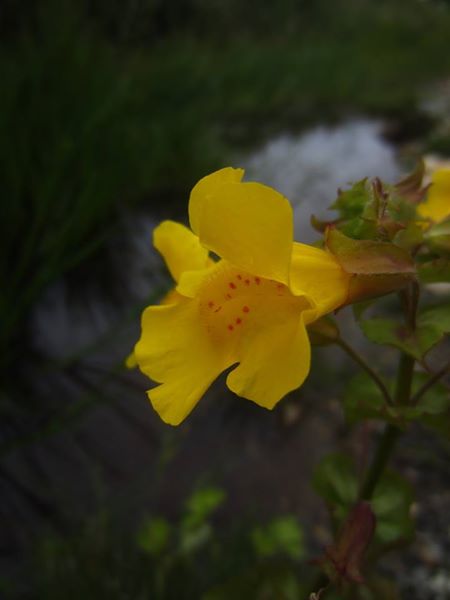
[135,486,307,599]
[322,161,450,286]
[251,516,304,561]
[138,486,226,560]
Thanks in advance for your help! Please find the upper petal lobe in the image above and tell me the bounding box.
[189,168,293,284]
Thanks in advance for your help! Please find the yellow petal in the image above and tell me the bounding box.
[134,299,231,425]
[418,168,450,224]
[289,242,350,319]
[189,168,293,284]
[176,263,217,298]
[227,308,311,409]
[153,220,211,283]
[125,351,137,369]
[189,167,245,233]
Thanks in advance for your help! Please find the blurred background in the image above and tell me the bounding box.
[1,0,450,597]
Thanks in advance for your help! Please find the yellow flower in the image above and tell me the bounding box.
[417,167,450,224]
[132,168,350,425]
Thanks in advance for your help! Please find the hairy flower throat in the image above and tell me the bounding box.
[197,261,309,347]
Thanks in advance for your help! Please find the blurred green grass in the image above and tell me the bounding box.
[0,486,308,599]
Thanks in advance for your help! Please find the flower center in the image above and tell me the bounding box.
[197,261,304,347]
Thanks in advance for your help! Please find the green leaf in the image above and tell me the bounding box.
[420,303,450,334]
[360,315,444,360]
[331,179,370,220]
[418,259,450,283]
[344,372,450,427]
[137,517,171,556]
[179,523,212,554]
[413,372,450,414]
[332,178,380,241]
[424,218,450,253]
[371,472,414,544]
[251,516,305,560]
[413,373,450,437]
[421,412,450,438]
[343,373,390,425]
[182,486,225,531]
[340,216,379,241]
[313,454,358,520]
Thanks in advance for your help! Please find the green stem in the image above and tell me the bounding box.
[336,338,393,406]
[359,351,415,501]
[359,424,400,500]
[395,352,415,406]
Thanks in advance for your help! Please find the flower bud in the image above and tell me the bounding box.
[319,501,376,585]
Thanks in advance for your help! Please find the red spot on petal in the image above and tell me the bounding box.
[277,283,284,289]
[244,279,250,285]
[236,318,242,325]
[229,282,236,289]
[214,306,222,313]
[243,306,250,313]
[237,275,242,280]
[226,293,232,300]
[208,301,214,308]
[228,324,234,331]
[255,277,261,284]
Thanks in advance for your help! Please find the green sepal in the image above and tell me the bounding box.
[325,228,416,304]
[310,213,334,233]
[393,159,427,205]
[392,222,423,251]
[330,179,369,220]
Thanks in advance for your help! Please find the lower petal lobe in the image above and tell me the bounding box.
[135,300,231,425]
[226,303,311,409]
